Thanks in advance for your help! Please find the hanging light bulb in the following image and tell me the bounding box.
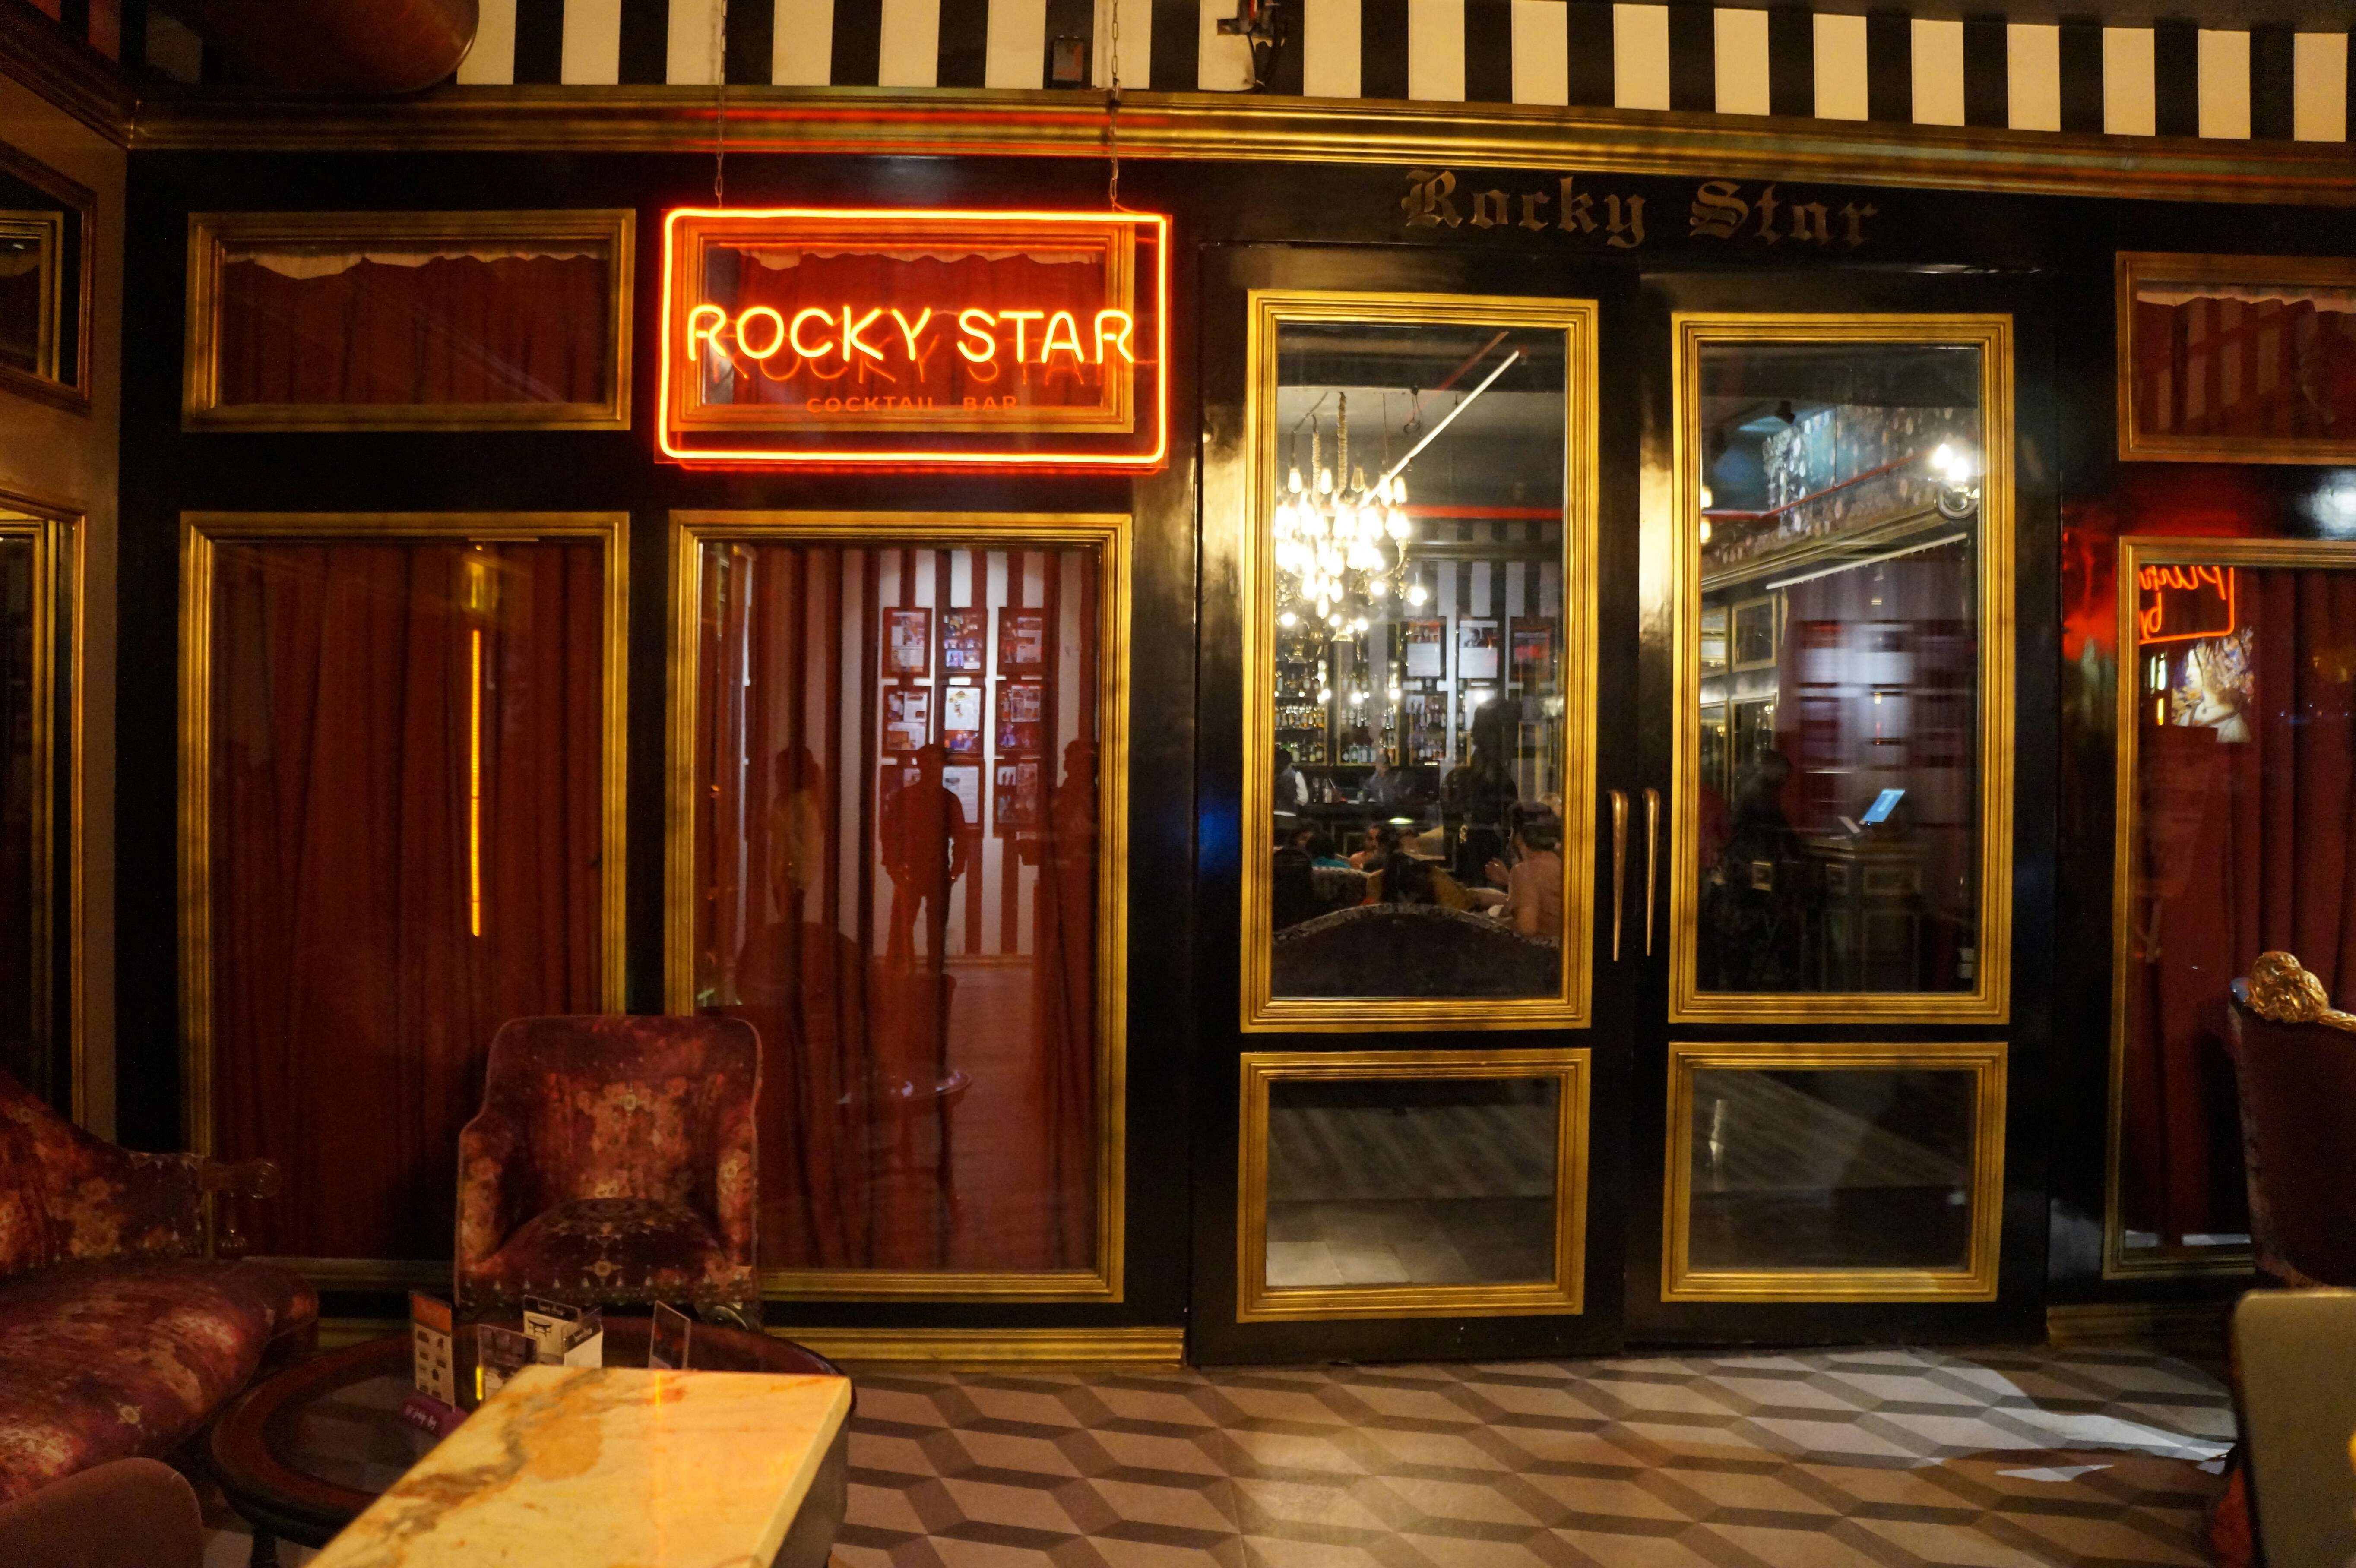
[1278,611,1298,629]
[1407,583,1428,607]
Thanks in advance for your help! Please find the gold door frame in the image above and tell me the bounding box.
[1669,314,2017,1024]
[1236,1047,1590,1321]
[666,511,1131,1302]
[2102,534,2356,1278]
[178,513,630,1293]
[0,492,79,1120]
[1662,1039,2007,1302]
[1239,291,1599,1033]
[0,139,94,414]
[182,209,635,431]
[2115,252,2356,466]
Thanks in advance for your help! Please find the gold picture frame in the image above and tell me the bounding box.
[1669,313,2016,1025]
[2100,534,2356,1278]
[178,513,630,1294]
[666,511,1131,1303]
[183,210,635,431]
[1237,1047,1590,1322]
[2116,251,2356,465]
[0,139,93,414]
[0,494,78,1120]
[1662,1039,2007,1302]
[1240,290,1599,1034]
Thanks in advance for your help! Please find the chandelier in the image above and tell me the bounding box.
[1272,393,1426,632]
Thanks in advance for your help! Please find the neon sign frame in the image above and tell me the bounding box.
[657,207,1169,470]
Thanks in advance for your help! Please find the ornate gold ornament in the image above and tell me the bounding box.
[2244,950,2356,1034]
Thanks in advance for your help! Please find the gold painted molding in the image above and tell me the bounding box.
[2045,1299,2229,1352]
[123,86,2356,207]
[0,4,134,145]
[779,1325,1184,1367]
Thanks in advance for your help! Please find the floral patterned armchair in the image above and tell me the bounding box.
[455,1015,761,1324]
[0,1070,313,1505]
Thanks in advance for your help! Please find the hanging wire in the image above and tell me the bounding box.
[1105,0,1127,211]
[713,0,731,206]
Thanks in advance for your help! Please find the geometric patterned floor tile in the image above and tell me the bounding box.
[832,1347,2234,1568]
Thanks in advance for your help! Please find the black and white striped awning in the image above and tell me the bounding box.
[415,0,2352,142]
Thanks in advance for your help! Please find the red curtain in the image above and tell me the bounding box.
[2132,297,2356,442]
[696,544,1100,1273]
[2122,568,2356,1244]
[211,541,606,1261]
[216,254,609,408]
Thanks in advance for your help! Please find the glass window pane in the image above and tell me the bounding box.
[692,541,1105,1276]
[0,156,80,390]
[1694,340,1985,996]
[215,239,614,408]
[1266,1075,1559,1288]
[2117,558,2356,1259]
[1685,1066,1977,1274]
[209,539,612,1262]
[1264,316,1575,1000]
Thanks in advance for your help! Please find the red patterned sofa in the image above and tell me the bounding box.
[0,1070,316,1506]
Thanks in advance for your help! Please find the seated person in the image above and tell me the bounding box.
[1362,850,1476,911]
[1350,823,1400,870]
[1289,825,1354,870]
[1485,812,1565,941]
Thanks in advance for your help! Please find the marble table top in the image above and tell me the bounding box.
[308,1364,852,1568]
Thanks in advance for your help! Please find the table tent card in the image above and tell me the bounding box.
[647,1302,694,1371]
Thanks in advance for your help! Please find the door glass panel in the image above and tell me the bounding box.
[2112,549,2356,1267]
[1666,1043,2004,1299]
[1267,1075,1558,1287]
[690,538,1111,1281]
[0,530,48,1098]
[1248,297,1595,1027]
[1688,333,1998,1003]
[1240,1049,1588,1319]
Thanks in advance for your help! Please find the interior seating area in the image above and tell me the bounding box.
[9,0,2356,1562]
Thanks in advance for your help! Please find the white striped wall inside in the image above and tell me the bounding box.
[431,0,2349,145]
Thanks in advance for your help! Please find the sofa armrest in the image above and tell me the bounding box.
[0,1459,203,1568]
[455,1114,524,1274]
[712,1098,758,1268]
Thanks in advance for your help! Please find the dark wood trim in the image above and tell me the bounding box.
[0,2,136,146]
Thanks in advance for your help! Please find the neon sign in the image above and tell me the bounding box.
[659,208,1168,468]
[2136,563,2236,645]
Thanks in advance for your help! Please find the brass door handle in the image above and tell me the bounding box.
[1644,787,1660,958]
[1609,790,1628,961]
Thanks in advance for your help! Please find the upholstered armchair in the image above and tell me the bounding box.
[455,1015,762,1324]
[2225,951,2356,1288]
[0,1070,312,1506]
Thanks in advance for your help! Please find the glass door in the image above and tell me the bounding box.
[1193,244,1642,1364]
[1630,271,2057,1344]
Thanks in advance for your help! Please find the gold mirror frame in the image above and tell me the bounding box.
[177,513,630,1294]
[183,210,635,431]
[665,510,1131,1303]
[2100,534,2356,1278]
[1662,1039,2007,1302]
[1668,314,2016,1025]
[0,495,79,1119]
[0,141,93,414]
[1237,1047,1590,1322]
[2115,252,2356,466]
[1239,291,1599,1034]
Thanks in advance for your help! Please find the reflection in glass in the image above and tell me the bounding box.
[1694,341,1984,995]
[1686,1066,1975,1272]
[2117,560,2356,1258]
[0,537,40,1095]
[209,540,610,1261]
[0,158,79,388]
[693,542,1103,1275]
[1264,317,1572,1000]
[1265,1076,1558,1288]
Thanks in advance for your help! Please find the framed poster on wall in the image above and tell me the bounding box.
[1458,620,1501,680]
[941,608,987,672]
[1509,617,1556,686]
[941,683,985,756]
[884,607,931,677]
[1403,620,1446,679]
[883,685,931,752]
[998,608,1047,673]
[994,758,1042,829]
[941,764,982,824]
[997,679,1045,753]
